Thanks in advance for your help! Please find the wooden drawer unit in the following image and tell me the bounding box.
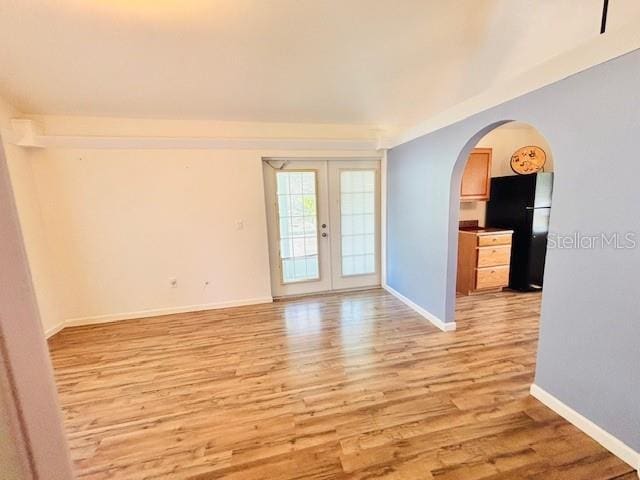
[457,229,513,296]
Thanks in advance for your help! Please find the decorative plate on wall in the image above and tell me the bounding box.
[510,146,546,175]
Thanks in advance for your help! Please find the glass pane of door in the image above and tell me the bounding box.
[340,170,376,276]
[276,171,319,283]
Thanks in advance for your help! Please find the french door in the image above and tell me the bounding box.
[263,159,381,297]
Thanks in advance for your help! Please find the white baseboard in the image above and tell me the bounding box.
[44,322,65,339]
[49,297,273,333]
[530,384,640,474]
[383,285,456,332]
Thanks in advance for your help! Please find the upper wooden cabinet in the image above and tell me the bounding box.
[460,148,492,201]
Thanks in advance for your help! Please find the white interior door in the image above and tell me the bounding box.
[264,158,380,297]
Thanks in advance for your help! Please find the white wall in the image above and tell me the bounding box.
[459,123,553,226]
[32,148,276,323]
[20,115,379,327]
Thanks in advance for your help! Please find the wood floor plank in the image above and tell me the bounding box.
[47,289,636,479]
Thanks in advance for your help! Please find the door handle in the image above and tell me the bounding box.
[321,233,327,238]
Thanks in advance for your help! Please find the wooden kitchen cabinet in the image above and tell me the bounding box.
[457,228,513,296]
[460,148,492,201]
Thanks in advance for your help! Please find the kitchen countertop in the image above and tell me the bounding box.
[459,226,514,235]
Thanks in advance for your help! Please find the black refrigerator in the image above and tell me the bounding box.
[486,172,553,291]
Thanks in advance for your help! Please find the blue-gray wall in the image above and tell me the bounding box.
[387,49,640,451]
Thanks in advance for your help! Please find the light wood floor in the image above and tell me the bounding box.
[48,289,635,480]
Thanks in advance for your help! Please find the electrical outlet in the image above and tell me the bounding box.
[169,277,178,288]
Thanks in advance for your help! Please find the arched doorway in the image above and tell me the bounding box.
[449,120,555,324]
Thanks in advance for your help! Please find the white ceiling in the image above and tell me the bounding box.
[1,0,639,126]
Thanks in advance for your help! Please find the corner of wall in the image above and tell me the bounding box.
[0,97,65,337]
[383,284,456,332]
[530,383,640,472]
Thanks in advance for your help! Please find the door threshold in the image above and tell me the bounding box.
[273,285,381,301]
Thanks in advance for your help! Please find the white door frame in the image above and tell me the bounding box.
[0,138,75,479]
[380,150,388,288]
[263,155,384,297]
[263,160,333,297]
